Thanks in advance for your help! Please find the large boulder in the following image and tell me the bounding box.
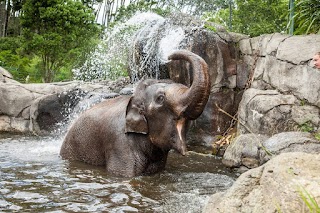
[204,152,320,213]
[222,133,269,169]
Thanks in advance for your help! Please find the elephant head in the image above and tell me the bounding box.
[125,50,210,155]
[60,50,210,177]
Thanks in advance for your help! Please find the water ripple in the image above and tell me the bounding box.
[0,135,236,212]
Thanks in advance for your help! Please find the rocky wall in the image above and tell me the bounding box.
[204,33,320,213]
[237,33,320,135]
[0,76,130,135]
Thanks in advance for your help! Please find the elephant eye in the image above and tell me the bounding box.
[155,95,165,105]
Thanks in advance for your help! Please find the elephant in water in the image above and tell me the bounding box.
[60,50,211,177]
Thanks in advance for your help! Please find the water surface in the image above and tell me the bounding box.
[0,134,236,212]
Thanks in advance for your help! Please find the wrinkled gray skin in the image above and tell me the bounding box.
[60,50,210,177]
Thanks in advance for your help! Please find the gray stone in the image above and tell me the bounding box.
[10,117,30,132]
[0,116,11,131]
[276,34,320,65]
[222,132,320,170]
[0,83,36,117]
[239,34,320,136]
[236,61,250,89]
[222,133,268,168]
[120,87,134,95]
[190,89,240,147]
[260,131,320,164]
[291,105,320,126]
[261,56,320,107]
[238,88,297,135]
[261,33,289,56]
[204,152,320,213]
[0,78,127,134]
[238,38,252,55]
[0,66,13,79]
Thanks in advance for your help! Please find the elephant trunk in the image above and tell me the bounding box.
[168,50,210,120]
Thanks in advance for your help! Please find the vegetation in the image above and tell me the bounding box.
[0,0,318,82]
[293,0,320,34]
[0,0,102,83]
[203,0,288,37]
[20,0,102,82]
[297,187,320,213]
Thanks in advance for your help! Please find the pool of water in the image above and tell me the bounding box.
[0,134,236,212]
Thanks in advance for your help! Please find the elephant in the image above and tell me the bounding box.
[60,50,211,177]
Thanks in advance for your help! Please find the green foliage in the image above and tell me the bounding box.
[0,50,30,82]
[293,0,320,34]
[233,0,288,36]
[81,0,103,9]
[204,24,217,32]
[299,121,314,132]
[111,0,171,27]
[204,0,288,37]
[202,8,231,32]
[54,65,73,82]
[25,56,43,83]
[20,0,102,82]
[297,187,320,212]
[315,133,320,141]
[0,36,21,52]
[0,37,31,82]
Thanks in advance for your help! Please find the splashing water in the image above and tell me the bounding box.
[73,12,186,82]
[159,27,185,63]
[128,14,186,82]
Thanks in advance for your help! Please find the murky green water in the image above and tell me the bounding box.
[0,134,236,212]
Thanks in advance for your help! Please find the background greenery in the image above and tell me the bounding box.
[0,0,318,83]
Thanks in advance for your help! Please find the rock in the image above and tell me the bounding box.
[262,56,320,107]
[204,152,320,213]
[276,34,320,64]
[0,116,11,132]
[222,132,320,169]
[238,88,297,135]
[0,78,129,135]
[119,87,134,95]
[72,92,119,115]
[190,89,241,147]
[222,134,268,168]
[0,66,13,82]
[291,105,320,126]
[238,34,320,136]
[31,89,87,134]
[260,132,320,164]
[0,83,37,117]
[236,61,250,89]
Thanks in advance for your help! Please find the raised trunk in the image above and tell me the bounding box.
[168,50,210,120]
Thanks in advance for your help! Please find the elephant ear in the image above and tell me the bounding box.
[125,97,148,134]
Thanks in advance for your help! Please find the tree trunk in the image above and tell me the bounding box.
[4,0,11,37]
[0,0,7,37]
